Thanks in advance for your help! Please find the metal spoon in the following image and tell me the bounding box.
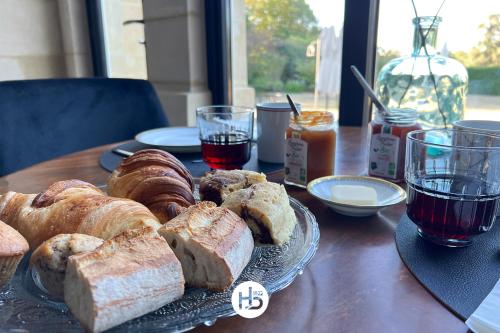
[286,94,301,119]
[350,65,389,114]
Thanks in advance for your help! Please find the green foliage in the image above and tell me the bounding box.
[449,14,500,67]
[375,48,401,76]
[245,0,319,92]
[467,67,500,95]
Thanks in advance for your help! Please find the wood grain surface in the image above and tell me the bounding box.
[0,127,467,333]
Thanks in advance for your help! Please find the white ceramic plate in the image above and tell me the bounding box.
[307,175,406,217]
[135,127,201,153]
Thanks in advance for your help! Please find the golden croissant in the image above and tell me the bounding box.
[107,149,195,223]
[0,179,161,249]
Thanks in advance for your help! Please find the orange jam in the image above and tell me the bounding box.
[284,111,336,188]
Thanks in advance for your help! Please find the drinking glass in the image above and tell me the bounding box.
[405,129,500,247]
[196,106,254,170]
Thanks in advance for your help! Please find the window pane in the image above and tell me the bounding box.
[375,0,500,122]
[232,0,345,120]
[101,0,147,79]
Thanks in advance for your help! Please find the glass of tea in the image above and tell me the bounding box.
[196,106,254,170]
[405,129,500,247]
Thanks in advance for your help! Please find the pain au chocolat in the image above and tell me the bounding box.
[30,233,104,298]
[199,169,266,205]
[221,182,297,245]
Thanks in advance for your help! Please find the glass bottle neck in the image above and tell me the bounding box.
[412,16,441,56]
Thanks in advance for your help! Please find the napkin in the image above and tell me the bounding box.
[466,278,500,333]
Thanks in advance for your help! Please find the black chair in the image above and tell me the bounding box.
[0,78,168,176]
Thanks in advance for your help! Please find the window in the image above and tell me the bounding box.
[231,0,345,120]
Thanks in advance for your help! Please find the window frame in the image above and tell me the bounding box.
[85,0,108,77]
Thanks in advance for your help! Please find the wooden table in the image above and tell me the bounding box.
[0,127,467,333]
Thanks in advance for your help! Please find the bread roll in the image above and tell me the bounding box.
[199,170,267,205]
[158,201,254,291]
[221,182,297,245]
[107,149,195,223]
[0,220,29,288]
[30,234,104,298]
[64,227,184,333]
[0,179,161,249]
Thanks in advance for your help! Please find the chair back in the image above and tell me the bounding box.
[0,78,168,176]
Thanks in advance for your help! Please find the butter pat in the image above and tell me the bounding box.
[331,185,378,205]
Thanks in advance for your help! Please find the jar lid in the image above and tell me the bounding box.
[380,108,418,125]
[290,111,334,127]
[256,102,301,112]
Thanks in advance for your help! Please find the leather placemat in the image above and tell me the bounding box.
[99,140,284,177]
[395,214,500,320]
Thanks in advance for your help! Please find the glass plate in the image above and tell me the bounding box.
[0,196,319,333]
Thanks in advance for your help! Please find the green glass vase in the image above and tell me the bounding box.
[376,16,468,128]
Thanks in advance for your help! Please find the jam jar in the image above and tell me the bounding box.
[285,111,336,188]
[368,108,422,182]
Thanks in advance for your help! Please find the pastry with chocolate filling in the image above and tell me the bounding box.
[30,233,104,298]
[221,182,297,245]
[158,201,254,291]
[199,170,266,205]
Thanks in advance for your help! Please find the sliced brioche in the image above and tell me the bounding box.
[199,170,266,205]
[64,227,184,333]
[221,182,297,245]
[0,220,29,287]
[30,234,104,298]
[158,202,254,291]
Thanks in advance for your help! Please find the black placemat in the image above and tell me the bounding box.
[395,214,500,320]
[99,141,284,177]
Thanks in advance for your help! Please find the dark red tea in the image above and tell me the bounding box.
[407,174,500,245]
[201,133,251,170]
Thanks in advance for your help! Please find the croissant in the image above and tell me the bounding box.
[0,179,161,249]
[107,149,195,223]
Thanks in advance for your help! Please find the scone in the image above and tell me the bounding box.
[158,201,254,291]
[64,227,184,333]
[30,234,104,298]
[199,170,267,205]
[221,182,297,245]
[0,221,29,288]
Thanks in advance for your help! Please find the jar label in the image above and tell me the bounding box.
[285,137,308,186]
[369,133,399,179]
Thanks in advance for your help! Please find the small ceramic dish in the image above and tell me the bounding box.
[307,175,406,217]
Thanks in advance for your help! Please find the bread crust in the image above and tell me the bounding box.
[64,227,184,333]
[159,202,254,290]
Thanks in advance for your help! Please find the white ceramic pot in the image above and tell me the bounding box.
[256,102,299,163]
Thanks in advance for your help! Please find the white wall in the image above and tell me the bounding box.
[0,0,92,81]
